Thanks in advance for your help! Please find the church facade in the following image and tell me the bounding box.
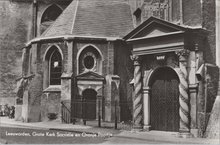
[1,0,218,138]
[18,0,134,124]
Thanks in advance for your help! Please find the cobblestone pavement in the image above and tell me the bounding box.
[0,117,219,144]
[103,131,220,144]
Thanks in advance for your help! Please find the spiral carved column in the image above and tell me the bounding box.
[176,50,190,133]
[132,55,143,128]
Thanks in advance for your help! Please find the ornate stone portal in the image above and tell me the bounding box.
[133,51,190,133]
[125,17,207,136]
[75,72,121,122]
[75,71,105,120]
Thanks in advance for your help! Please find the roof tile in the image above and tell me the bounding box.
[42,0,134,38]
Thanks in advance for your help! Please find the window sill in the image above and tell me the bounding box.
[43,85,61,93]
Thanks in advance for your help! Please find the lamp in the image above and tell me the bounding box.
[196,64,204,81]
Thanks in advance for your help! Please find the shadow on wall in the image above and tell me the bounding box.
[196,64,219,137]
[27,74,43,122]
[203,65,219,136]
[204,65,220,139]
[203,36,215,65]
[199,65,219,137]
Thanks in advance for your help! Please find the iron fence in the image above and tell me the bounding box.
[61,99,133,130]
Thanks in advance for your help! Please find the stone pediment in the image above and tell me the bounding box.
[76,71,105,81]
[124,17,194,55]
[124,16,186,40]
[125,17,207,56]
[76,71,105,96]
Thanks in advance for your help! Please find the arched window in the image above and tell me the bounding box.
[40,4,63,34]
[50,49,62,85]
[44,46,63,87]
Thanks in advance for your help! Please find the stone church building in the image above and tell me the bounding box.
[0,0,219,138]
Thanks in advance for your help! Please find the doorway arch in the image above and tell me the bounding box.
[148,67,180,131]
[82,89,97,120]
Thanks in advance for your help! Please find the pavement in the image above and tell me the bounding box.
[0,117,120,135]
[0,138,7,144]
[0,117,219,144]
[103,131,220,144]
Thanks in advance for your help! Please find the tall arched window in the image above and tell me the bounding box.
[40,4,63,34]
[44,46,63,87]
[50,49,62,85]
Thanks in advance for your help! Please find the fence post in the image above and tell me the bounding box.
[82,98,86,125]
[83,119,86,125]
[61,103,63,123]
[98,97,101,127]
[115,100,117,129]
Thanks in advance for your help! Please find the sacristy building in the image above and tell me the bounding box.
[14,0,219,137]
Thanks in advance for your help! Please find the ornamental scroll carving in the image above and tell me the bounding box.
[142,0,171,21]
[175,49,190,57]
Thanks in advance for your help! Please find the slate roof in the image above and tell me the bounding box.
[41,0,134,38]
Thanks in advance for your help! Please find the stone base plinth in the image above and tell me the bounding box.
[190,129,199,137]
[132,125,143,132]
[143,125,151,131]
[178,132,193,138]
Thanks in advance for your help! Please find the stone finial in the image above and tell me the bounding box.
[175,49,190,62]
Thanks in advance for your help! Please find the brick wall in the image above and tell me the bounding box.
[0,0,71,101]
[0,98,15,106]
[41,92,61,121]
[114,41,133,121]
[182,0,202,26]
[0,1,32,99]
[202,0,216,64]
[75,42,109,75]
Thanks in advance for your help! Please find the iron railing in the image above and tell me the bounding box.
[61,101,71,123]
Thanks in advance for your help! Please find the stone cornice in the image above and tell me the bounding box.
[10,0,71,2]
[127,31,184,43]
[133,44,184,56]
[25,35,123,46]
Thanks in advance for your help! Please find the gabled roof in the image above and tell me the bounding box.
[124,16,188,40]
[41,0,134,38]
[76,71,105,81]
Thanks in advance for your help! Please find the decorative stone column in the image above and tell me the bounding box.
[176,49,190,134]
[143,86,151,131]
[132,55,143,129]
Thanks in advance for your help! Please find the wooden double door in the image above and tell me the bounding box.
[150,67,179,132]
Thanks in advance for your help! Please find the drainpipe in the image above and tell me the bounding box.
[203,64,207,135]
[32,0,38,38]
[179,0,183,24]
